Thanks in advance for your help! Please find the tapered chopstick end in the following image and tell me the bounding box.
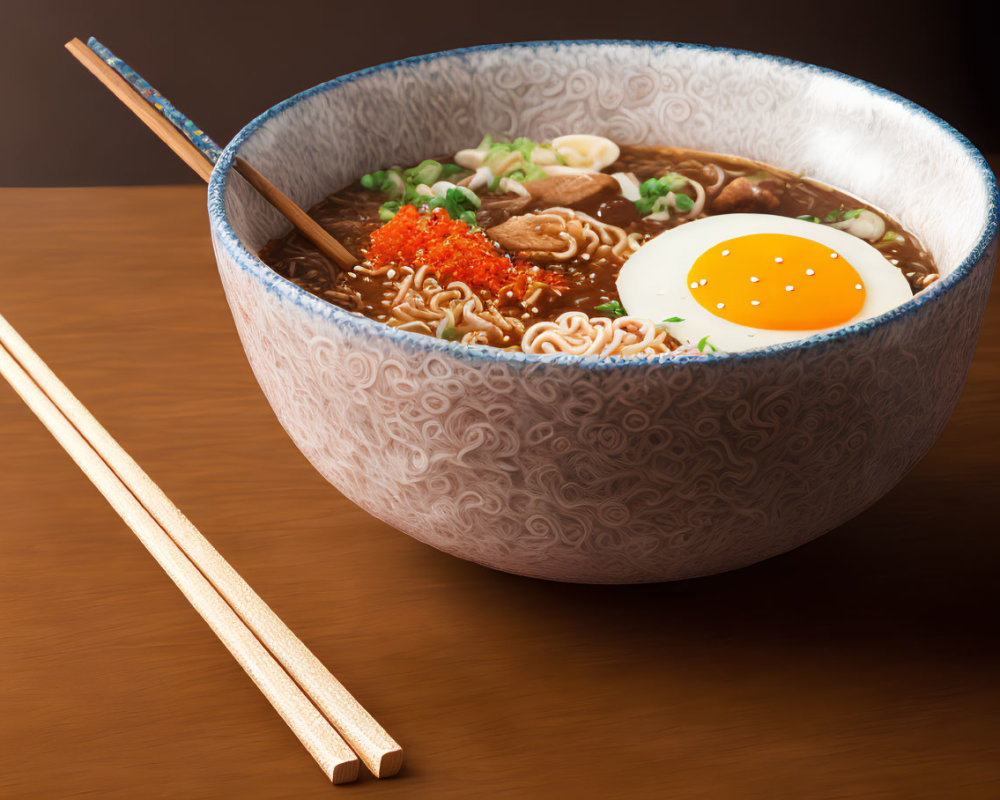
[375,747,404,779]
[330,756,361,785]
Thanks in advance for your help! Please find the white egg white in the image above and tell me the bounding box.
[615,214,913,353]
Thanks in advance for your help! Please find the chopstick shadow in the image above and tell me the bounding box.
[426,475,1000,664]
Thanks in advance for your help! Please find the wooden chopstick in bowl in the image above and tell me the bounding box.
[0,311,402,780]
[64,37,358,271]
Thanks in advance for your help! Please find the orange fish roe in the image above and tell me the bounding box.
[366,205,565,300]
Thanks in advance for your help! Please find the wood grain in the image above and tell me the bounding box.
[0,185,998,799]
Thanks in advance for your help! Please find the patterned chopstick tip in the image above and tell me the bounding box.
[86,37,223,164]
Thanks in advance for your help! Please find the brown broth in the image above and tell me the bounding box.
[258,145,938,350]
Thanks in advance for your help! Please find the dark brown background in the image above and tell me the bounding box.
[1,0,997,186]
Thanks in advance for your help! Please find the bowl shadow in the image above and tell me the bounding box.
[421,468,1000,665]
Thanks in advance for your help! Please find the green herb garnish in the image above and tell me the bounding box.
[635,173,689,216]
[506,162,549,182]
[673,193,695,212]
[662,316,685,323]
[361,169,405,199]
[477,135,561,180]
[360,170,385,190]
[427,187,480,226]
[874,230,904,248]
[378,200,403,221]
[363,161,466,206]
[797,214,820,223]
[440,327,463,341]
[403,159,444,187]
[595,301,627,318]
[697,335,718,353]
[634,195,658,216]
[824,209,844,222]
[842,208,863,220]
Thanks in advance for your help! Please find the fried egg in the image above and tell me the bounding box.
[616,214,913,352]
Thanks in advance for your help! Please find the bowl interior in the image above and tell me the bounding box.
[216,41,995,304]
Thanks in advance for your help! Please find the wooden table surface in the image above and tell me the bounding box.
[1,185,998,799]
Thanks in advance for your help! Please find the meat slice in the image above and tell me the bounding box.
[711,177,780,214]
[475,193,533,229]
[522,173,618,208]
[487,214,566,254]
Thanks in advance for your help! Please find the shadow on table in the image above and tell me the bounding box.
[417,472,1000,663]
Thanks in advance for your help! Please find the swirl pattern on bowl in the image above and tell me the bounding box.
[208,41,998,582]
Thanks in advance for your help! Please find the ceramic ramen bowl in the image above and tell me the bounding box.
[208,41,997,583]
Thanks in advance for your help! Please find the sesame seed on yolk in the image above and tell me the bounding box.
[687,233,866,331]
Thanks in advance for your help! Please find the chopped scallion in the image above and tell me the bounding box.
[404,159,444,187]
[427,188,480,226]
[674,193,695,212]
[378,200,403,221]
[636,173,689,216]
[594,301,627,318]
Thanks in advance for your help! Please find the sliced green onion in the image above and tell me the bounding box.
[637,173,689,216]
[662,173,688,191]
[378,200,402,221]
[427,188,480,225]
[881,231,901,242]
[520,162,548,181]
[594,301,627,318]
[360,170,384,190]
[635,195,657,216]
[383,170,405,199]
[673,193,695,212]
[404,159,444,187]
[842,208,863,220]
[824,209,844,222]
[639,177,665,197]
[663,316,684,323]
[455,186,481,207]
[651,196,672,214]
[440,327,463,341]
[697,335,717,353]
[797,214,820,223]
[512,136,537,159]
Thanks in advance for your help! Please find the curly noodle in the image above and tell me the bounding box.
[521,312,674,357]
[356,263,551,347]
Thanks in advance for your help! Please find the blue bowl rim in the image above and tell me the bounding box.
[207,39,999,370]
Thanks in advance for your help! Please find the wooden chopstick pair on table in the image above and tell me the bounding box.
[0,40,399,783]
[0,316,400,783]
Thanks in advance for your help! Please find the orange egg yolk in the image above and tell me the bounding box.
[687,233,866,330]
